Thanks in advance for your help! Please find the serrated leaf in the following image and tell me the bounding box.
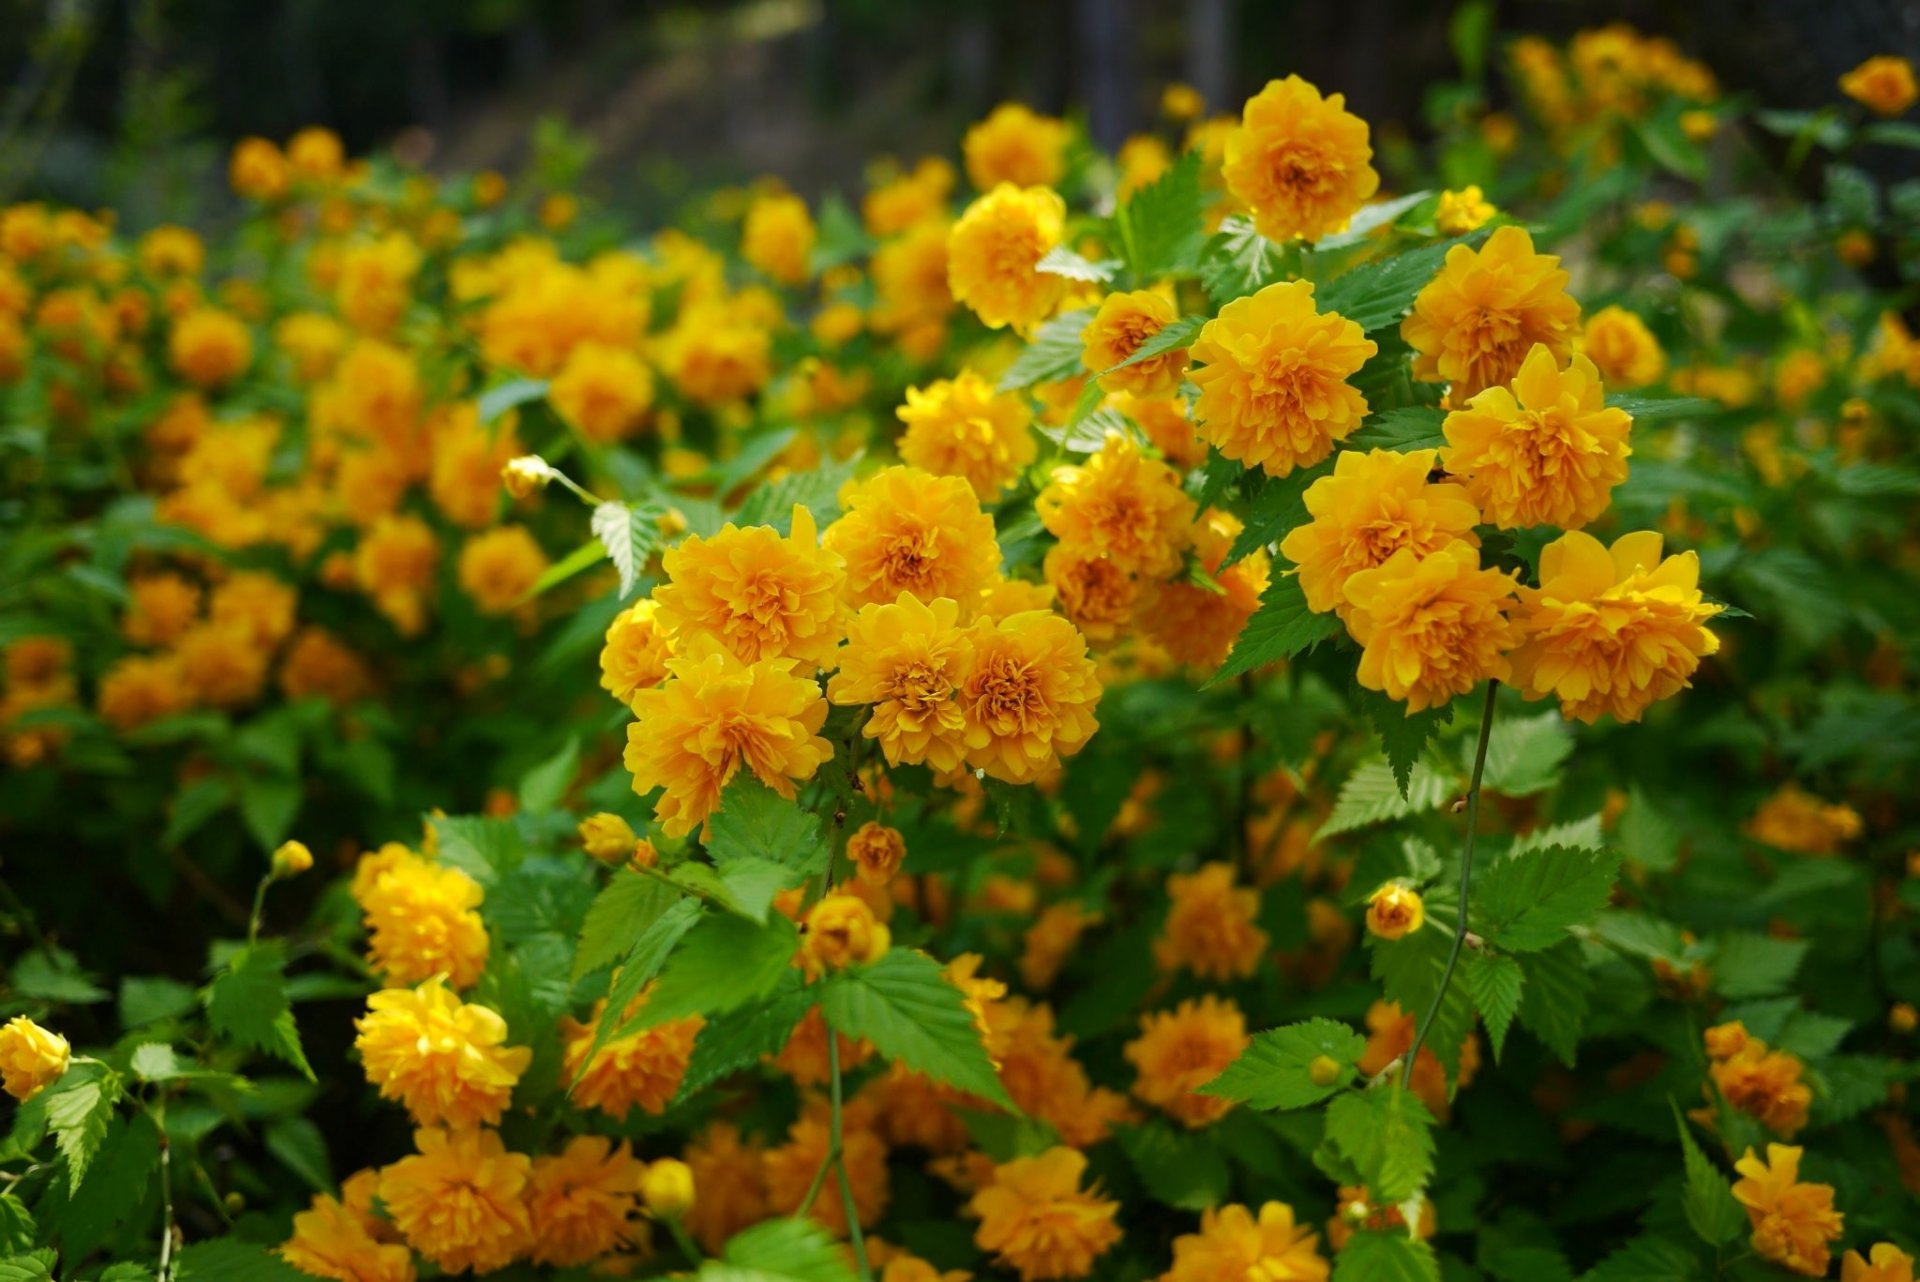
[705,777,830,871]
[10,950,107,1005]
[714,857,804,923]
[0,1250,56,1281]
[591,500,664,599]
[430,814,523,886]
[1672,1103,1744,1245]
[1325,1087,1436,1202]
[997,308,1096,392]
[1333,1232,1441,1282]
[161,777,231,849]
[1517,940,1591,1066]
[1361,689,1453,799]
[1318,235,1481,334]
[174,1240,311,1282]
[1117,1121,1232,1210]
[118,977,196,1028]
[1347,405,1446,452]
[1201,1017,1367,1110]
[1036,245,1118,282]
[44,1066,118,1194]
[266,1116,332,1193]
[708,1216,856,1282]
[1373,926,1475,1081]
[61,1115,161,1262]
[1603,393,1716,423]
[517,736,578,813]
[1471,845,1620,952]
[1315,190,1434,250]
[1462,951,1523,1061]
[1508,813,1605,856]
[1199,216,1288,308]
[675,977,816,1102]
[0,1195,32,1254]
[625,912,798,1031]
[733,453,861,533]
[819,949,1012,1108]
[1711,933,1808,999]
[1318,760,1453,841]
[1224,458,1331,568]
[1206,574,1342,687]
[1580,1236,1701,1282]
[1097,314,1207,377]
[1040,408,1139,453]
[203,944,313,1080]
[1118,150,1208,280]
[1475,711,1573,797]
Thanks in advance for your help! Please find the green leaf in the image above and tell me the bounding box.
[1372,926,1475,1080]
[430,814,523,887]
[676,977,816,1102]
[707,1216,856,1282]
[582,896,705,1069]
[1036,245,1119,283]
[1615,787,1681,871]
[1580,1236,1701,1282]
[46,1111,159,1261]
[98,1267,155,1282]
[1462,950,1524,1061]
[266,1116,333,1193]
[1315,190,1435,250]
[1318,760,1453,841]
[1097,314,1207,377]
[1332,1232,1441,1282]
[162,776,232,849]
[1201,1017,1367,1110]
[1601,394,1717,424]
[1117,150,1208,281]
[523,538,608,600]
[1325,1087,1436,1202]
[1508,813,1604,857]
[1347,405,1446,452]
[1471,846,1620,952]
[573,872,680,982]
[1361,689,1453,800]
[517,736,579,813]
[1672,1103,1744,1245]
[118,977,196,1028]
[44,1065,119,1193]
[0,1250,56,1281]
[174,1240,311,1282]
[819,949,1012,1108]
[1712,933,1808,999]
[237,773,301,852]
[1039,407,1138,453]
[1475,712,1573,797]
[1223,458,1331,568]
[1517,940,1591,1066]
[11,950,107,1005]
[1318,235,1478,334]
[1205,575,1342,687]
[591,500,665,599]
[997,308,1096,392]
[734,451,862,533]
[705,777,830,872]
[714,857,804,923]
[628,912,799,1030]
[476,377,549,425]
[0,1195,32,1254]
[1200,216,1288,308]
[1116,1121,1232,1210]
[204,944,313,1080]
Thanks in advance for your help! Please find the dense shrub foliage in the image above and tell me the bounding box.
[2,20,1918,1282]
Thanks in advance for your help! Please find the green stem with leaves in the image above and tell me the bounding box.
[1403,679,1499,1078]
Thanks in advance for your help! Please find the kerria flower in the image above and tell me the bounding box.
[624,639,832,839]
[457,524,549,616]
[280,1191,416,1282]
[1124,995,1251,1128]
[742,191,817,286]
[1402,224,1581,401]
[1508,530,1721,724]
[847,821,909,885]
[947,184,1067,334]
[990,1000,1134,1149]
[1842,1244,1915,1282]
[1138,508,1270,672]
[353,979,531,1128]
[599,598,675,706]
[1732,1144,1844,1278]
[1707,1031,1812,1139]
[525,1135,648,1268]
[1441,345,1632,530]
[1082,290,1190,399]
[653,506,846,671]
[964,103,1071,190]
[825,466,1002,608]
[1840,55,1918,116]
[1365,883,1425,939]
[1343,541,1518,714]
[1745,783,1863,857]
[958,610,1103,784]
[1037,435,1196,577]
[357,850,489,990]
[1160,1202,1331,1282]
[1435,185,1497,235]
[1189,281,1375,478]
[549,341,654,443]
[1222,76,1380,243]
[1155,862,1269,981]
[0,1017,69,1101]
[801,893,892,976]
[764,1101,892,1235]
[1043,543,1141,645]
[826,592,972,772]
[968,1148,1122,1282]
[683,1122,771,1253]
[896,369,1037,501]
[1579,304,1665,389]
[378,1127,533,1276]
[561,983,704,1120]
[1356,1000,1479,1123]
[1279,448,1481,620]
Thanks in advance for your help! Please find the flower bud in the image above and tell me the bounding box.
[579,813,639,864]
[271,839,314,878]
[1364,883,1425,941]
[642,1158,695,1219]
[502,454,555,499]
[0,1016,70,1101]
[1308,1054,1343,1087]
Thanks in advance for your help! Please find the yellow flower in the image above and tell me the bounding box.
[896,370,1037,501]
[1138,509,1271,671]
[655,506,846,671]
[600,599,675,706]
[1774,349,1826,412]
[358,849,490,990]
[958,610,1102,784]
[526,1135,647,1268]
[579,812,639,863]
[429,405,522,530]
[826,592,973,772]
[230,137,290,200]
[948,184,1067,333]
[642,1157,697,1220]
[1435,185,1497,235]
[561,985,703,1119]
[1580,305,1666,389]
[802,893,892,976]
[1745,783,1864,857]
[848,821,909,886]
[1037,435,1195,576]
[175,621,269,709]
[964,103,1070,191]
[624,640,833,839]
[1082,290,1190,399]
[457,525,549,616]
[1279,448,1481,620]
[684,1122,770,1252]
[276,312,346,383]
[98,654,189,732]
[0,1017,69,1101]
[137,224,205,277]
[1731,1144,1845,1278]
[1189,281,1376,477]
[1160,1202,1330,1282]
[969,1148,1121,1282]
[1441,345,1632,530]
[1155,863,1268,981]
[1841,56,1918,116]
[1124,996,1249,1128]
[825,466,1002,609]
[279,1192,415,1282]
[1343,541,1518,714]
[353,979,532,1128]
[765,1102,891,1235]
[1365,883,1425,939]
[354,515,439,638]
[864,157,955,236]
[287,126,345,182]
[169,307,252,388]
[271,840,314,878]
[743,191,818,285]
[1843,1244,1916,1282]
[1707,1030,1812,1139]
[1163,83,1206,121]
[378,1127,533,1275]
[1020,901,1099,991]
[1222,76,1380,243]
[550,342,654,443]
[1402,225,1582,400]
[1043,543,1140,645]
[122,572,202,647]
[334,233,421,335]
[1508,530,1722,724]
[1117,134,1173,198]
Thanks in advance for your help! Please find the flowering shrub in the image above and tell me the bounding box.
[3,21,1919,1282]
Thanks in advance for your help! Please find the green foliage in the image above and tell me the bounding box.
[997,309,1096,391]
[203,944,311,1079]
[1207,575,1342,686]
[1461,950,1524,1060]
[1202,1018,1367,1110]
[1671,1105,1745,1246]
[1320,761,1454,840]
[1471,846,1621,952]
[591,499,666,599]
[819,950,1012,1108]
[704,1217,855,1282]
[632,911,799,1029]
[1333,1233,1441,1282]
[1117,1121,1233,1210]
[1324,1087,1436,1202]
[1115,151,1209,282]
[42,1065,120,1193]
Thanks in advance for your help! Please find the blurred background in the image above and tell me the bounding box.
[3,0,1917,227]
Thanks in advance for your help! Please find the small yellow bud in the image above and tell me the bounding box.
[1308,1054,1343,1087]
[630,838,659,871]
[578,813,639,864]
[0,1016,70,1101]
[658,506,689,538]
[502,454,555,499]
[642,1158,696,1219]
[1365,883,1425,941]
[270,840,314,878]
[1893,1002,1918,1035]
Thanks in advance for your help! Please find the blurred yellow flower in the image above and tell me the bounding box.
[378,1127,533,1275]
[353,979,531,1128]
[948,184,1067,333]
[964,103,1071,191]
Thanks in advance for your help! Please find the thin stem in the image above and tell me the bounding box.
[155,1102,176,1281]
[1404,680,1499,1078]
[666,1217,703,1266]
[246,875,270,946]
[829,1032,872,1282]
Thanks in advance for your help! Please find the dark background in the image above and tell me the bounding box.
[3,0,1918,226]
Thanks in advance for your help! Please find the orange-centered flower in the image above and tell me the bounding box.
[1222,76,1381,243]
[1343,541,1518,714]
[1402,225,1581,401]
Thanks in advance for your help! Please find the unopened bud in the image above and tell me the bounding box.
[270,840,314,878]
[1308,1054,1343,1087]
[502,454,556,498]
[642,1158,695,1218]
